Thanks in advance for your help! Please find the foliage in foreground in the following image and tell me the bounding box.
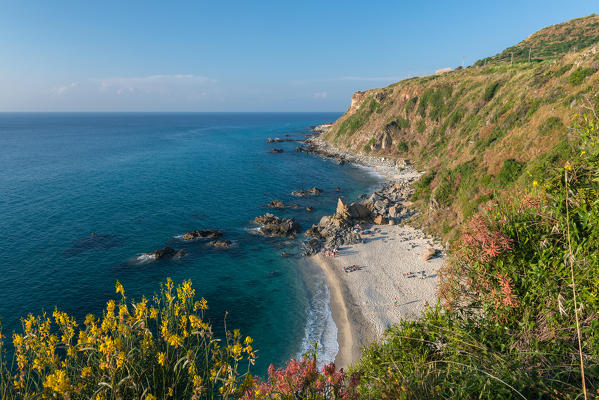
[0,279,256,399]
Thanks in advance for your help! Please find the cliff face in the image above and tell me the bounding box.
[323,15,599,238]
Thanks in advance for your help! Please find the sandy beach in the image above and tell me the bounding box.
[306,130,445,368]
[312,225,443,367]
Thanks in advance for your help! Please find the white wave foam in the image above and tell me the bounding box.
[135,253,157,264]
[296,270,339,368]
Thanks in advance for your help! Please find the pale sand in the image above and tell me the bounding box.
[312,224,444,368]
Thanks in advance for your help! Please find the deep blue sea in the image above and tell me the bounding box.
[0,113,382,373]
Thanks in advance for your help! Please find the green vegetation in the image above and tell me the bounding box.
[335,97,380,138]
[416,119,426,133]
[497,158,524,186]
[482,81,501,101]
[363,138,376,152]
[475,14,599,65]
[396,141,409,152]
[538,116,564,135]
[569,66,596,85]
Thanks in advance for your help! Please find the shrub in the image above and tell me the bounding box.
[396,141,409,152]
[497,158,524,186]
[569,67,595,85]
[482,81,501,101]
[0,279,255,399]
[416,119,426,133]
[405,96,418,114]
[538,115,564,135]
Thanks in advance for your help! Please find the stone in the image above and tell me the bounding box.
[252,213,301,237]
[305,206,314,212]
[336,198,350,219]
[183,230,223,240]
[348,202,371,219]
[388,205,400,218]
[268,148,283,153]
[388,220,395,225]
[268,200,286,209]
[374,215,387,225]
[147,247,188,260]
[292,187,323,197]
[208,240,232,249]
[423,248,437,261]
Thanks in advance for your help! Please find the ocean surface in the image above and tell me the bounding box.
[0,112,383,373]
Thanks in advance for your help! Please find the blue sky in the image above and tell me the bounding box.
[0,1,597,112]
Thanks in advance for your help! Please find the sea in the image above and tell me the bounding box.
[0,112,383,374]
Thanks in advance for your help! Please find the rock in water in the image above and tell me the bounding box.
[292,187,323,197]
[268,148,284,153]
[146,247,188,260]
[267,200,286,209]
[208,240,232,249]
[252,213,301,237]
[183,230,223,240]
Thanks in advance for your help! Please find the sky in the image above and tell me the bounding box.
[0,1,597,112]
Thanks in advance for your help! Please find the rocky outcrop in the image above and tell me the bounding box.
[208,240,232,249]
[301,181,415,255]
[292,187,323,197]
[252,213,301,238]
[268,148,284,153]
[183,230,223,240]
[143,247,188,261]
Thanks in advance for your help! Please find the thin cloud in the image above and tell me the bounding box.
[313,91,328,99]
[52,82,79,96]
[91,74,217,95]
[336,76,405,82]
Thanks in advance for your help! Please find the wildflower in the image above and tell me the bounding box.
[149,307,159,320]
[193,374,203,388]
[564,161,572,171]
[532,180,538,187]
[146,395,157,400]
[43,369,70,393]
[115,281,125,297]
[81,366,92,378]
[157,351,166,366]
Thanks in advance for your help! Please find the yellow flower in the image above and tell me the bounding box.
[533,180,538,187]
[81,366,92,378]
[157,351,166,366]
[149,307,159,320]
[193,375,203,388]
[168,387,174,397]
[43,369,70,393]
[146,395,157,400]
[115,281,125,297]
[564,161,572,171]
[12,334,23,348]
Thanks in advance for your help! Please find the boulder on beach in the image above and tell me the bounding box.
[423,247,438,261]
[374,215,387,225]
[208,240,232,249]
[183,229,223,240]
[252,213,301,238]
[292,187,323,197]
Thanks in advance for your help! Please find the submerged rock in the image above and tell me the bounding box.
[268,200,286,209]
[183,229,223,240]
[268,148,284,153]
[143,247,188,261]
[292,187,323,197]
[209,240,232,249]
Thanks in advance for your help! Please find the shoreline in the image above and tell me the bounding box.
[303,127,444,368]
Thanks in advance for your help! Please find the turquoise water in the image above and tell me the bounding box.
[0,113,381,373]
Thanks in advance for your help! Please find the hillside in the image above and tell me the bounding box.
[324,15,599,239]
